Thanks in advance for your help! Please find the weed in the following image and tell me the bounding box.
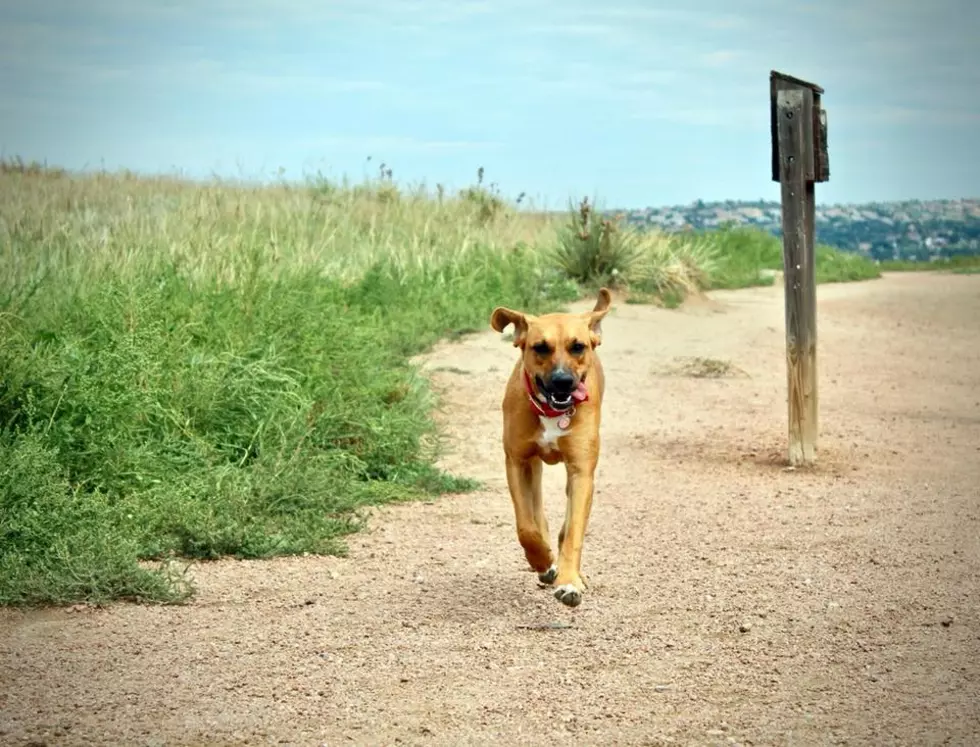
[552,198,644,287]
[629,231,718,302]
[656,357,748,379]
[459,167,507,224]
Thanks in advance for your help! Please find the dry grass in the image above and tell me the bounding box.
[0,166,560,296]
[655,356,748,379]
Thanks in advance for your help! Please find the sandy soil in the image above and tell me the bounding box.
[2,271,979,747]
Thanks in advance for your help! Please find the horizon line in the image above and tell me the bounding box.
[2,155,977,211]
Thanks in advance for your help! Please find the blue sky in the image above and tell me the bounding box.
[1,0,977,208]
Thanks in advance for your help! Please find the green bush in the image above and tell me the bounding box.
[0,167,577,605]
[552,198,644,287]
[1,255,576,604]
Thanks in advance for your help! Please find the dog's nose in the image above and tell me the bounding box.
[549,369,576,393]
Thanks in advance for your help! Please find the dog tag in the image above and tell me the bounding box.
[557,415,571,430]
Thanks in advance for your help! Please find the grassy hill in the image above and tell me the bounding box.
[614,198,980,262]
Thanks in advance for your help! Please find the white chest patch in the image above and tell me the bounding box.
[536,415,568,449]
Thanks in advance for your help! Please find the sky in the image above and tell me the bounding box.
[1,0,978,209]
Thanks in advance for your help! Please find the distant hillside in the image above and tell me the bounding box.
[613,198,980,262]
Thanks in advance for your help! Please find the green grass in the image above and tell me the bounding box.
[0,163,880,607]
[0,165,580,606]
[878,255,980,273]
[702,225,882,290]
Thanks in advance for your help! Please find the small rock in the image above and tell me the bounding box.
[654,684,672,693]
[739,622,752,633]
[941,616,954,628]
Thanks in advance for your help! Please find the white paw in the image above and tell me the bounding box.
[537,565,558,584]
[554,583,583,607]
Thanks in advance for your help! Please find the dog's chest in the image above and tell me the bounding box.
[536,415,568,449]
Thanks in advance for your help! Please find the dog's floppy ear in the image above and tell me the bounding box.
[586,287,612,347]
[490,307,531,348]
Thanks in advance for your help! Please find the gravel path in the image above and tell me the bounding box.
[3,272,979,746]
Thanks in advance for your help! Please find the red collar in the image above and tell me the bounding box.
[523,368,589,418]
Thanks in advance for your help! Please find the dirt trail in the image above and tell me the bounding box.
[3,272,980,746]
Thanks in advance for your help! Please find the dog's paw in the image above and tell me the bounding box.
[537,565,558,585]
[554,583,583,607]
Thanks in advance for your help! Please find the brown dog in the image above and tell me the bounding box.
[489,288,612,607]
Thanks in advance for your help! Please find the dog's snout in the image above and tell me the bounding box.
[548,368,576,393]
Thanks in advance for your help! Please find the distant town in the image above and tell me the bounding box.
[612,198,980,262]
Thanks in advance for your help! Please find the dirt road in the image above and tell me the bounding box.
[3,272,979,746]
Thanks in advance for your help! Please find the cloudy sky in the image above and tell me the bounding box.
[1,0,977,208]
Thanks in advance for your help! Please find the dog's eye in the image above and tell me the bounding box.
[531,342,551,355]
[569,341,587,355]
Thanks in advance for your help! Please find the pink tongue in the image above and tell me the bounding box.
[571,382,588,402]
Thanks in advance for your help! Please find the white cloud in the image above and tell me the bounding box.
[524,23,621,39]
[0,21,389,97]
[163,63,387,94]
[144,134,500,156]
[630,106,759,128]
[704,15,748,30]
[700,50,744,68]
[835,105,980,127]
[629,68,680,82]
[278,135,502,154]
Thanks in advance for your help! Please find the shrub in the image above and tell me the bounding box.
[552,197,645,287]
[0,167,576,606]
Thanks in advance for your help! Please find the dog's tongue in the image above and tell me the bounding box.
[571,381,588,402]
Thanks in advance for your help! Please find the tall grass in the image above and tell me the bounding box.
[0,163,880,607]
[0,166,576,606]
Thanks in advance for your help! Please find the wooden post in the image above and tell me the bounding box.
[770,71,829,467]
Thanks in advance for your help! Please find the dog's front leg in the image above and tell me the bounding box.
[504,455,555,577]
[554,460,596,607]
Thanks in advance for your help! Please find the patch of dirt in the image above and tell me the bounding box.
[3,272,980,746]
[653,355,749,379]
